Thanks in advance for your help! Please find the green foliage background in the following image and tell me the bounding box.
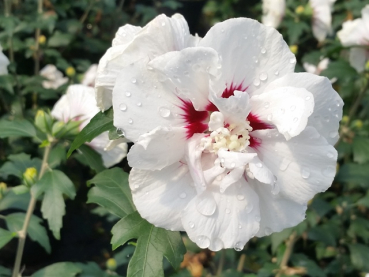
[1,0,369,276]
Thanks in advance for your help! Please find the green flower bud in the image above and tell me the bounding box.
[23,167,38,187]
[35,110,53,134]
[106,258,117,271]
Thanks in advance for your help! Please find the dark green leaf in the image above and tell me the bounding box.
[0,119,37,138]
[335,163,369,187]
[0,75,14,94]
[0,228,16,249]
[291,254,326,277]
[308,226,336,246]
[348,243,369,271]
[5,213,51,253]
[76,144,106,173]
[87,168,135,218]
[32,262,81,277]
[0,265,11,276]
[67,108,113,157]
[31,170,76,239]
[111,211,186,277]
[48,144,67,168]
[0,153,42,179]
[352,136,369,164]
[0,190,30,211]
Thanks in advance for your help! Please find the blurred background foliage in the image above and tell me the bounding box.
[0,0,369,276]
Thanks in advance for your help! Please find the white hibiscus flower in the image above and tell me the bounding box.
[105,17,342,250]
[262,0,286,29]
[337,5,369,73]
[40,64,68,89]
[82,64,98,87]
[0,44,10,75]
[310,0,336,42]
[95,13,200,111]
[51,84,127,168]
[303,58,329,75]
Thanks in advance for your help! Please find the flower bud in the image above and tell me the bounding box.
[23,167,38,187]
[295,5,305,15]
[289,45,298,54]
[52,120,80,139]
[35,110,53,134]
[352,119,363,129]
[341,115,349,124]
[39,35,46,45]
[106,258,117,271]
[365,60,369,71]
[65,66,76,77]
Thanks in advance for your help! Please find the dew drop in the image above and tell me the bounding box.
[125,91,131,97]
[161,22,166,26]
[289,57,296,64]
[244,36,248,40]
[119,103,127,111]
[306,96,311,101]
[274,70,279,76]
[264,102,270,109]
[279,158,291,171]
[230,162,236,168]
[189,221,195,228]
[134,184,139,189]
[211,238,224,251]
[197,235,210,248]
[116,128,125,136]
[253,79,261,86]
[326,152,334,159]
[234,242,243,251]
[301,167,310,179]
[259,72,268,81]
[179,192,187,199]
[225,208,231,214]
[128,118,133,124]
[131,78,137,84]
[256,162,263,168]
[136,102,142,107]
[267,114,273,121]
[238,224,242,229]
[261,48,267,54]
[255,215,261,222]
[265,227,272,236]
[245,203,253,213]
[237,194,245,201]
[159,107,171,118]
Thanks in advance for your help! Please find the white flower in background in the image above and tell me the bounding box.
[82,64,98,87]
[337,5,369,73]
[303,58,329,75]
[40,64,68,89]
[95,13,200,111]
[51,84,127,168]
[0,44,10,75]
[104,17,343,251]
[310,0,336,42]
[262,0,286,28]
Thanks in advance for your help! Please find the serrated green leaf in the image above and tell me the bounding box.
[32,262,81,277]
[67,108,113,157]
[335,163,369,186]
[0,228,16,249]
[0,190,30,211]
[0,153,42,179]
[111,211,186,277]
[87,168,135,218]
[321,60,357,81]
[352,136,369,164]
[348,243,369,271]
[0,119,37,138]
[48,144,67,168]
[31,170,76,239]
[5,213,51,253]
[76,144,106,172]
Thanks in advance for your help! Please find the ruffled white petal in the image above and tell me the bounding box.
[0,44,10,75]
[199,18,296,96]
[130,163,196,231]
[81,64,98,87]
[127,126,187,170]
[252,127,337,205]
[40,65,68,90]
[181,178,260,250]
[250,86,314,140]
[112,25,142,47]
[310,0,335,42]
[262,0,286,28]
[95,14,199,111]
[349,47,369,73]
[260,73,343,145]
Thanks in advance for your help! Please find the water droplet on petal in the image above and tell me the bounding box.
[116,128,125,136]
[128,118,133,124]
[196,193,217,216]
[253,78,260,86]
[267,114,273,121]
[137,102,142,107]
[238,224,242,229]
[131,78,137,84]
[134,184,139,189]
[289,57,296,64]
[197,235,210,248]
[237,194,245,201]
[230,162,236,168]
[179,192,187,199]
[211,238,224,251]
[306,96,311,100]
[161,22,166,26]
[261,48,267,54]
[327,152,334,159]
[234,242,243,251]
[279,158,291,171]
[255,215,261,222]
[245,203,253,213]
[265,227,272,236]
[264,102,270,109]
[275,70,279,76]
[119,103,127,111]
[301,167,310,179]
[225,208,231,214]
[125,92,131,97]
[159,107,171,118]
[189,221,195,228]
[255,162,263,168]
[259,72,268,81]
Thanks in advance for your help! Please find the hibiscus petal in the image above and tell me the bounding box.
[349,47,369,73]
[252,127,337,204]
[250,86,314,140]
[128,126,187,170]
[258,73,343,145]
[199,18,296,96]
[149,47,221,111]
[130,163,196,231]
[181,178,260,250]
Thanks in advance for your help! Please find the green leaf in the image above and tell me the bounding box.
[48,144,67,168]
[335,163,369,187]
[0,228,16,249]
[291,254,326,277]
[0,265,11,276]
[271,228,293,254]
[285,20,309,45]
[0,190,30,211]
[321,60,357,82]
[76,144,106,172]
[48,31,73,47]
[5,213,51,253]
[87,168,135,218]
[0,75,14,94]
[67,108,113,157]
[31,170,76,239]
[0,153,42,179]
[111,211,186,277]
[308,225,336,246]
[32,262,81,277]
[0,119,37,138]
[12,185,30,195]
[352,136,369,164]
[348,243,369,271]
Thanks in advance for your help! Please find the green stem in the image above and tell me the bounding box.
[216,249,226,276]
[12,143,52,277]
[276,231,297,277]
[32,0,43,109]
